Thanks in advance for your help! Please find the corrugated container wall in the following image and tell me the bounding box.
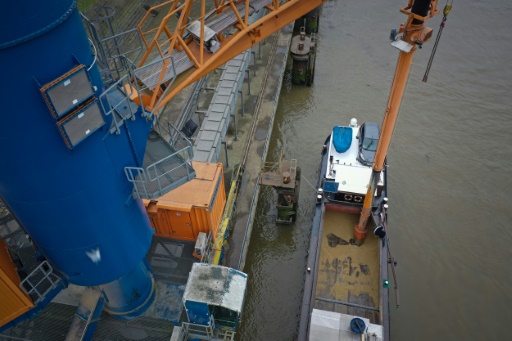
[145,162,226,242]
[0,238,33,325]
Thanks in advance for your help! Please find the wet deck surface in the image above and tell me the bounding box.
[314,210,380,323]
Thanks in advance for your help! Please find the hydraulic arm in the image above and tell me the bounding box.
[354,0,440,245]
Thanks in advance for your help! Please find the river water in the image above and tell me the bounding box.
[238,0,512,340]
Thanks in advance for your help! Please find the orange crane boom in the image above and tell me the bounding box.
[354,0,440,245]
[130,0,326,113]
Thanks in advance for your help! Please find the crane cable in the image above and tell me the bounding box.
[422,0,453,82]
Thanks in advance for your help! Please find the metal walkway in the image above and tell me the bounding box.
[192,50,251,163]
[136,0,271,92]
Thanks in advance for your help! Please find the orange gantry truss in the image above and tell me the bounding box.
[133,0,325,113]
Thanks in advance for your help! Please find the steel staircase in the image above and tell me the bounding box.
[125,122,195,200]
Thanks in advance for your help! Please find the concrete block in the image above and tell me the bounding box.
[223,72,238,81]
[210,103,228,113]
[228,60,243,67]
[195,139,214,151]
[219,80,235,88]
[203,120,221,131]
[197,129,217,141]
[208,111,224,122]
[192,150,211,162]
[214,94,231,104]
[217,87,233,96]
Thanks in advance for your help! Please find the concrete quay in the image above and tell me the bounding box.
[222,25,294,271]
[157,23,295,271]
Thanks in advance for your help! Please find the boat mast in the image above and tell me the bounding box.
[354,0,440,246]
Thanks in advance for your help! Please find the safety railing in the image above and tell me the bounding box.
[216,328,236,341]
[132,54,178,115]
[82,5,145,85]
[98,28,145,79]
[125,122,195,200]
[178,320,236,341]
[198,231,213,264]
[99,75,148,134]
[20,261,59,305]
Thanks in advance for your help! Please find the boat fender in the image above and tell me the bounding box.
[373,225,386,239]
[389,28,398,42]
[350,317,366,334]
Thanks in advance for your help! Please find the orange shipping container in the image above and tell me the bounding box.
[0,238,34,326]
[145,162,226,242]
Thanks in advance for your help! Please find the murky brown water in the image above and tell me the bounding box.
[238,1,512,340]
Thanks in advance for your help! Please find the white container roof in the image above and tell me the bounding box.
[183,263,247,313]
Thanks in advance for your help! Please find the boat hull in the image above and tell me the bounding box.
[298,133,390,340]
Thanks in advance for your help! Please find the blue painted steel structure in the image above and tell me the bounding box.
[0,0,155,319]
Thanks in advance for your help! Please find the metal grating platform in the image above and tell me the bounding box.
[136,0,272,92]
[193,50,251,163]
[206,0,272,33]
[134,50,192,92]
[0,236,201,340]
[126,129,195,200]
[147,237,196,285]
[0,302,175,341]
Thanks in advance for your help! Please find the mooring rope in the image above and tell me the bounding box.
[301,173,318,193]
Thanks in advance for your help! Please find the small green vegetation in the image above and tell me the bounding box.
[77,0,97,11]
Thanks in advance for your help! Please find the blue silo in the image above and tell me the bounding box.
[0,0,155,318]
